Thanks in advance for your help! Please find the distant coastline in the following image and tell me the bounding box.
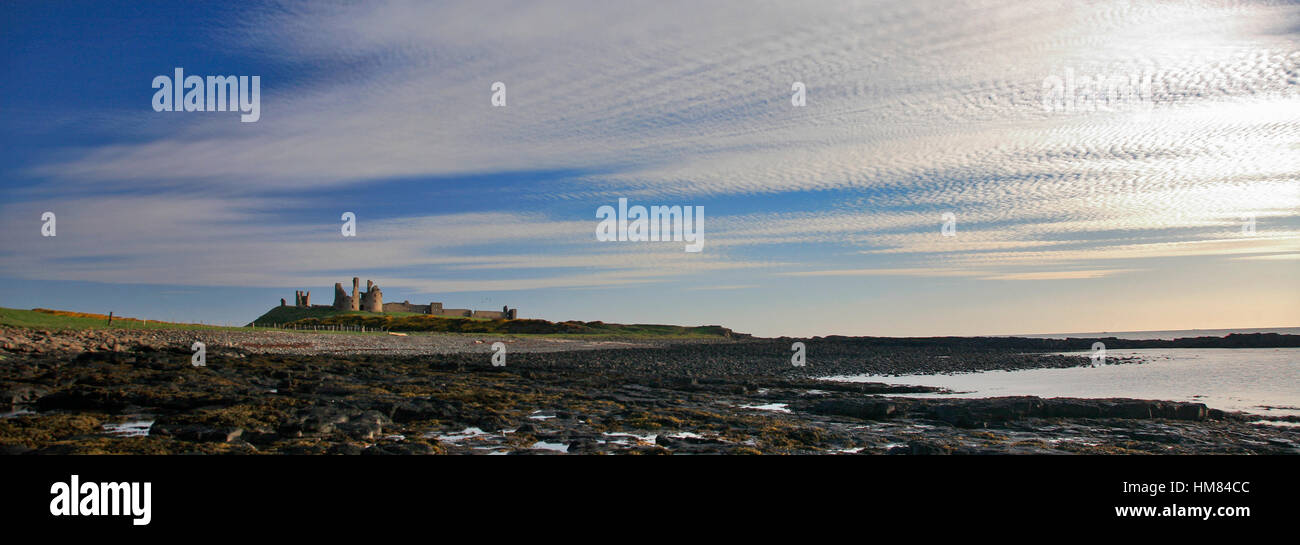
[1010,327,1300,341]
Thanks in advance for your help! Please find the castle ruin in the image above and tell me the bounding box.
[282,277,518,319]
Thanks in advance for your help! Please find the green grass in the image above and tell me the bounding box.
[248,305,367,325]
[0,306,744,339]
[249,305,487,327]
[0,307,250,332]
[279,312,740,337]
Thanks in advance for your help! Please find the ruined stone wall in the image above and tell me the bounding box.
[351,278,360,311]
[360,280,383,313]
[471,307,519,320]
[332,283,354,311]
[303,278,516,318]
[381,302,431,314]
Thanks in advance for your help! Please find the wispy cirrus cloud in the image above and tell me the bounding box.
[2,0,1298,334]
[980,269,1140,281]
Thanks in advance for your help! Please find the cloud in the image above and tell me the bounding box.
[979,269,1139,281]
[0,193,773,292]
[1233,253,1300,261]
[778,268,982,278]
[4,0,1299,297]
[23,1,1300,196]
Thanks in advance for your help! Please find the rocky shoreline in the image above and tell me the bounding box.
[1,327,1296,454]
[0,326,721,357]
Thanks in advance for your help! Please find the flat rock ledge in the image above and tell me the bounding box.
[798,396,1214,428]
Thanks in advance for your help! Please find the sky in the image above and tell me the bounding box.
[1,0,1298,337]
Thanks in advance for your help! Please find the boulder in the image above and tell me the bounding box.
[151,423,243,443]
[1043,399,1103,418]
[35,386,131,412]
[1103,401,1153,419]
[928,397,1045,427]
[800,398,897,420]
[0,383,48,408]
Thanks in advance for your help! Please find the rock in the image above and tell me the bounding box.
[35,386,131,413]
[339,411,391,440]
[566,437,602,453]
[654,434,731,453]
[1172,403,1207,421]
[928,397,1045,428]
[905,440,953,455]
[0,383,48,408]
[1042,399,1204,421]
[152,424,243,443]
[469,410,510,432]
[1104,401,1153,419]
[390,398,459,422]
[1044,399,1103,418]
[0,443,34,455]
[327,443,364,455]
[800,398,897,420]
[278,407,352,437]
[364,442,437,455]
[1130,431,1183,444]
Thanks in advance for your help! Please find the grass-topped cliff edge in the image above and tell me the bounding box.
[0,308,240,331]
[0,307,744,340]
[251,305,744,338]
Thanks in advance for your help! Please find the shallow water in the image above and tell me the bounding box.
[827,348,1300,418]
[530,441,569,453]
[102,419,154,437]
[739,403,792,413]
[2,407,35,418]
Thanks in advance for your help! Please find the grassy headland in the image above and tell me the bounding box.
[0,308,248,332]
[0,306,743,339]
[252,305,742,338]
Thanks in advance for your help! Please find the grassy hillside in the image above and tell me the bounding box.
[0,308,244,331]
[1,306,745,339]
[249,306,475,326]
[267,308,741,338]
[249,306,362,325]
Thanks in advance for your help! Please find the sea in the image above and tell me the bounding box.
[1010,327,1300,340]
[828,346,1300,419]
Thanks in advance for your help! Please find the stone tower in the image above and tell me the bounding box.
[360,280,383,313]
[312,276,515,316]
[332,283,353,310]
[351,277,360,311]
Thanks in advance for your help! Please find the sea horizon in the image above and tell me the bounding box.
[1009,327,1300,341]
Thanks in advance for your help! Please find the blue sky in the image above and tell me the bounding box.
[2,0,1298,336]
